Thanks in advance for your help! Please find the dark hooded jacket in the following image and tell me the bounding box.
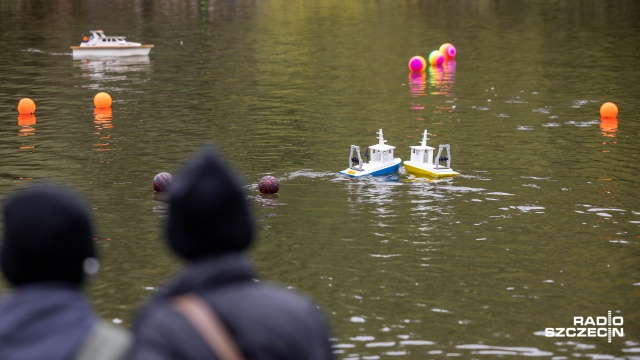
[0,283,95,360]
[129,253,333,360]
[129,147,334,359]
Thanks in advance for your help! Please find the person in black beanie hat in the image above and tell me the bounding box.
[0,184,130,360]
[165,146,254,260]
[1,185,97,286]
[130,146,334,360]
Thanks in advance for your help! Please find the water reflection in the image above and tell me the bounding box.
[406,179,463,234]
[257,193,280,209]
[599,117,618,138]
[455,344,553,357]
[152,193,169,214]
[408,62,456,100]
[74,56,151,88]
[408,62,457,121]
[428,60,456,97]
[408,72,426,116]
[408,72,427,98]
[427,65,444,93]
[344,176,402,231]
[599,117,618,156]
[254,193,280,228]
[17,114,37,152]
[75,56,150,74]
[93,109,113,152]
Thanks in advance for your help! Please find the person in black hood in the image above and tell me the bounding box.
[129,146,334,360]
[0,184,131,360]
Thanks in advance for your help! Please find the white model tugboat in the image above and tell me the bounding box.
[339,129,401,177]
[403,129,459,178]
[70,30,153,58]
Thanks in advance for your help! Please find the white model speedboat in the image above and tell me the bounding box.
[70,30,153,58]
[339,129,401,177]
[403,129,459,178]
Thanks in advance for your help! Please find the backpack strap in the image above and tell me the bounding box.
[74,320,131,360]
[171,293,246,360]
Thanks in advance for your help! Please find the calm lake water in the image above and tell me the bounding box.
[0,0,639,358]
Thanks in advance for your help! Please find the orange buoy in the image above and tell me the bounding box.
[94,92,112,109]
[17,98,36,115]
[600,102,618,118]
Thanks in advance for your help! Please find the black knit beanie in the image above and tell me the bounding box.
[166,146,254,261]
[0,184,96,286]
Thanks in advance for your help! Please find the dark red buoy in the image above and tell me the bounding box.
[258,176,279,194]
[152,172,173,192]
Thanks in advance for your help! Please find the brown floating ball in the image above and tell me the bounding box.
[152,172,173,192]
[258,176,279,194]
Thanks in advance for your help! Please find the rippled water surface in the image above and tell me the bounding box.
[0,1,639,358]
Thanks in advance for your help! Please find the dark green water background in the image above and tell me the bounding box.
[0,0,639,358]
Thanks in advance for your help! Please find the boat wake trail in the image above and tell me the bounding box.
[22,48,70,56]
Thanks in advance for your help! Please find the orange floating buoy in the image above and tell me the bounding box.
[600,102,618,118]
[94,92,112,109]
[17,98,36,115]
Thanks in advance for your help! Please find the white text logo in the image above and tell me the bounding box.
[545,311,624,343]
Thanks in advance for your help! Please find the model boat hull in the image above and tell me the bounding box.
[71,45,153,58]
[403,161,459,178]
[340,159,401,177]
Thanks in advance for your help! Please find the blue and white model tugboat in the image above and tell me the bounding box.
[403,129,459,178]
[339,129,401,177]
